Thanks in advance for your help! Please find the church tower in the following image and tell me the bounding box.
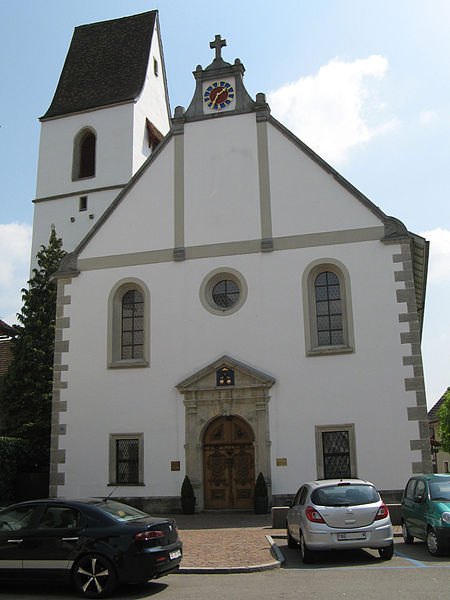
[31,11,171,266]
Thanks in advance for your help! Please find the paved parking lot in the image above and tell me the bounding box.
[274,535,450,570]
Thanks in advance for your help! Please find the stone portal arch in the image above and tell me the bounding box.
[176,355,275,511]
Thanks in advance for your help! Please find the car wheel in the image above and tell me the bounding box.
[299,531,314,564]
[287,524,298,548]
[426,528,441,556]
[378,541,394,560]
[72,553,117,599]
[401,521,414,544]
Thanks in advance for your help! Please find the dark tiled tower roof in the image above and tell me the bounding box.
[42,11,157,119]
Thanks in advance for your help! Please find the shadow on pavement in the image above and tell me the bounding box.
[163,511,272,530]
[0,580,168,599]
[393,541,450,565]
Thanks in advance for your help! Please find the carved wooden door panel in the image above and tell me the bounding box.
[203,416,255,509]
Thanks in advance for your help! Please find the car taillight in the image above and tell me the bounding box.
[305,506,325,523]
[375,503,389,520]
[135,530,164,540]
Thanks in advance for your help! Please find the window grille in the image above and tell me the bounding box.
[315,271,344,346]
[116,438,139,484]
[212,279,239,308]
[322,430,351,478]
[121,290,144,359]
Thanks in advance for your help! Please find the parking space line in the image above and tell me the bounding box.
[286,564,450,571]
[393,550,428,568]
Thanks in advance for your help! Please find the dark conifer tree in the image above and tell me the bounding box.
[0,229,66,471]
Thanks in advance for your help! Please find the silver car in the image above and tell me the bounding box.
[286,478,394,562]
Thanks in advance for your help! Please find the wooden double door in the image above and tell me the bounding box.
[203,416,255,509]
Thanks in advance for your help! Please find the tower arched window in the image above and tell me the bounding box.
[73,128,96,180]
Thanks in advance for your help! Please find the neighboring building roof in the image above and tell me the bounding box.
[42,11,157,119]
[428,388,450,422]
[0,319,16,338]
[0,340,13,377]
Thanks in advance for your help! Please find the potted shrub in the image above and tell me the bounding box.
[253,472,269,514]
[181,475,196,514]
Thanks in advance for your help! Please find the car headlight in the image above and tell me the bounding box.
[442,512,450,525]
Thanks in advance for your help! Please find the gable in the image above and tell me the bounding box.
[176,355,275,392]
[267,119,384,238]
[78,136,175,261]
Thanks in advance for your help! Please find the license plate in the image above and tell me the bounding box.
[169,549,181,560]
[337,532,366,540]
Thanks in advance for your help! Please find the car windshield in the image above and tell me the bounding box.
[429,480,450,501]
[311,484,379,507]
[96,501,150,522]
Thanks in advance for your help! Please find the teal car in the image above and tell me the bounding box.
[401,474,450,555]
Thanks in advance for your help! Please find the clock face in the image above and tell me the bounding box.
[204,81,235,110]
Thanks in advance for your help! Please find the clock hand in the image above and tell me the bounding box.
[212,88,226,107]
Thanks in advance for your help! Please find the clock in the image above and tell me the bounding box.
[204,81,235,110]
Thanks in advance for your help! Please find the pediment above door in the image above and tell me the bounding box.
[176,355,275,392]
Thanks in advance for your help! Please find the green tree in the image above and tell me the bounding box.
[437,388,450,454]
[0,229,66,471]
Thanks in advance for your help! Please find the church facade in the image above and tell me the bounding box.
[32,11,432,511]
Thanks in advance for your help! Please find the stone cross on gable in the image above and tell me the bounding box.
[210,34,226,60]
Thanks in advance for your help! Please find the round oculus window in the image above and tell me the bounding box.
[200,268,248,316]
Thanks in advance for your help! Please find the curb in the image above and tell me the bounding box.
[179,562,280,574]
[177,534,283,574]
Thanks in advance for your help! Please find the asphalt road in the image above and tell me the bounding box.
[0,541,448,600]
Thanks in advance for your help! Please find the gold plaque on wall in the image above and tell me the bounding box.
[276,458,287,467]
[171,461,180,471]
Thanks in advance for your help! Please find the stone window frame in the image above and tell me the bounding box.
[108,433,144,486]
[199,267,248,316]
[72,127,96,181]
[302,258,355,356]
[315,424,357,479]
[107,278,150,368]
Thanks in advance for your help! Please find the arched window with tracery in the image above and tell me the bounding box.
[108,279,149,368]
[314,271,344,346]
[121,290,144,359]
[302,260,355,356]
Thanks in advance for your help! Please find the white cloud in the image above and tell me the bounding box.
[420,228,450,284]
[0,222,32,325]
[418,109,439,126]
[268,55,398,165]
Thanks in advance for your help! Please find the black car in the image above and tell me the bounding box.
[0,498,182,598]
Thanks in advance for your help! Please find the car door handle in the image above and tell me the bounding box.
[7,539,23,544]
[62,537,79,541]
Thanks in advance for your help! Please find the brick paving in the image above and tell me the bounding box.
[164,512,283,571]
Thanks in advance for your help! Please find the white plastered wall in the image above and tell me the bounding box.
[184,114,261,246]
[267,123,382,236]
[132,21,171,170]
[78,138,175,259]
[58,238,419,499]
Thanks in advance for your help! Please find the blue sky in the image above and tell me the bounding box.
[1,0,449,408]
